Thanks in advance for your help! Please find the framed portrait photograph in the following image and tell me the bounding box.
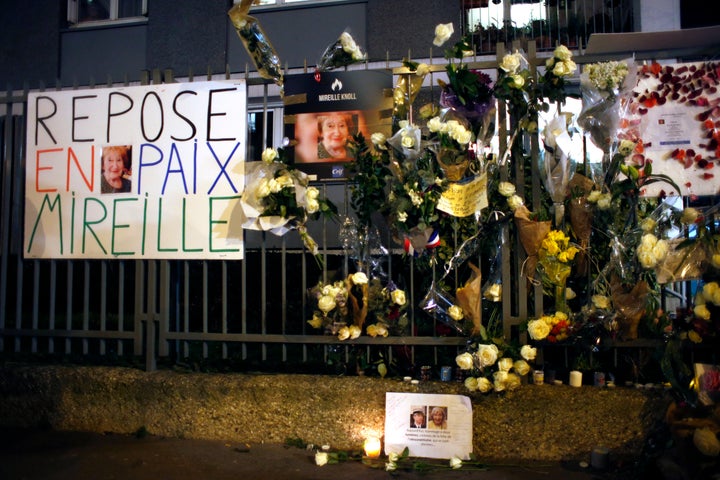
[283,70,394,180]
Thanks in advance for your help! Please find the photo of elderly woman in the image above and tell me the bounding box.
[427,406,448,430]
[293,110,367,163]
[100,145,132,194]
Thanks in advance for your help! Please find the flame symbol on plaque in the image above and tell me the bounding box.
[331,78,343,91]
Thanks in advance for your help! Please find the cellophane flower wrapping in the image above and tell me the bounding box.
[577,58,637,156]
[540,112,577,225]
[513,204,552,281]
[228,1,284,87]
[455,262,483,336]
[316,31,366,72]
[239,161,302,235]
[567,174,595,276]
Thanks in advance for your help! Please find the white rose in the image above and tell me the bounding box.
[553,60,571,77]
[315,451,329,466]
[505,373,522,390]
[527,319,551,340]
[268,178,281,193]
[276,174,294,188]
[597,193,612,210]
[449,456,463,469]
[618,139,636,156]
[463,376,478,391]
[317,295,336,314]
[397,211,408,223]
[448,305,464,321]
[427,116,443,133]
[477,377,493,393]
[453,127,473,145]
[306,186,319,200]
[497,357,513,372]
[306,198,319,214]
[507,194,524,211]
[520,344,537,361]
[510,74,525,89]
[498,181,516,197]
[493,370,508,391]
[416,63,430,76]
[553,44,572,61]
[261,147,278,163]
[514,359,531,376]
[456,352,474,370]
[390,289,406,306]
[401,134,415,148]
[351,272,368,285]
[499,53,521,73]
[476,343,499,368]
[433,22,454,47]
[385,461,397,472]
[371,132,386,148]
[256,179,271,198]
[373,323,389,337]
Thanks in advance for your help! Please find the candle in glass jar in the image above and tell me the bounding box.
[569,370,582,387]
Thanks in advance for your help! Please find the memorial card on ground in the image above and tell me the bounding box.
[384,392,473,460]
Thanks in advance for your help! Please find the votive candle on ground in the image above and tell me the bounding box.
[590,446,609,470]
[569,370,582,387]
[364,436,382,458]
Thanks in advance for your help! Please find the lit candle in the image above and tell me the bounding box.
[364,436,382,458]
[569,370,582,387]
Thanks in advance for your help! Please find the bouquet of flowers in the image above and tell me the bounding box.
[537,44,577,107]
[455,340,536,393]
[577,59,636,176]
[228,0,284,87]
[426,114,474,181]
[238,147,337,257]
[537,229,579,313]
[513,204,552,281]
[316,31,366,72]
[307,271,370,340]
[540,112,578,226]
[526,311,572,343]
[365,278,409,337]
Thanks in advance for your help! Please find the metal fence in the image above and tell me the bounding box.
[0,38,708,374]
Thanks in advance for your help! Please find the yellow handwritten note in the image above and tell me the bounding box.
[437,174,488,217]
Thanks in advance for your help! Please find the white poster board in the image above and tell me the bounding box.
[623,61,720,197]
[384,392,473,460]
[24,80,247,259]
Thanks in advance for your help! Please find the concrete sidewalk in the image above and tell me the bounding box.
[0,427,609,480]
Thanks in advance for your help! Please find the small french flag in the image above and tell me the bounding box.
[426,230,441,249]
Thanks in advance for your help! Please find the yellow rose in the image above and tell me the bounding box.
[507,194,524,211]
[527,319,551,340]
[401,134,415,148]
[694,304,712,321]
[448,305,464,321]
[681,207,700,225]
[592,295,611,310]
[348,325,362,339]
[256,178,271,199]
[337,326,351,341]
[427,116,443,133]
[415,62,430,76]
[456,352,474,370]
[390,289,406,306]
[552,60,571,77]
[366,324,378,337]
[307,314,323,329]
[374,323,389,337]
[688,330,703,343]
[493,370,508,392]
[483,283,502,302]
[693,427,720,457]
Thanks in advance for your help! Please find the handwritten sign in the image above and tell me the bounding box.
[384,392,473,460]
[24,80,247,259]
[437,174,488,218]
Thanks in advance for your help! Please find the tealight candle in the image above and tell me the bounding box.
[569,370,582,387]
[364,436,382,458]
